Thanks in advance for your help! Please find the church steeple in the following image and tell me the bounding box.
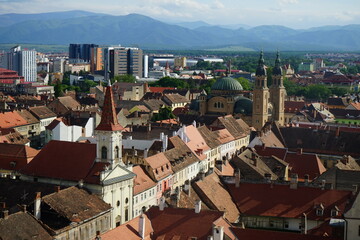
[95,84,124,167]
[256,50,267,77]
[95,86,123,131]
[273,51,283,76]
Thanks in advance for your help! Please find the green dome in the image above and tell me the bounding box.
[211,77,243,91]
[234,96,253,115]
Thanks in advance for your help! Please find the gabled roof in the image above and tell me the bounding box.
[21,140,99,183]
[42,186,111,223]
[193,173,240,223]
[0,211,52,240]
[146,207,230,240]
[254,145,288,160]
[144,152,173,181]
[0,128,29,145]
[96,86,124,131]
[163,93,190,104]
[57,96,81,109]
[149,87,175,93]
[101,214,153,240]
[165,136,199,172]
[133,166,156,195]
[182,125,210,160]
[285,152,326,181]
[210,115,249,139]
[227,183,353,221]
[16,110,39,125]
[285,101,306,113]
[214,128,235,144]
[0,143,38,171]
[197,125,221,149]
[0,111,28,128]
[29,106,56,119]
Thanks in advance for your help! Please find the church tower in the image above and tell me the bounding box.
[270,51,286,125]
[95,84,124,168]
[252,51,269,131]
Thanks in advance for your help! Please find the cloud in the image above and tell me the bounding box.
[277,0,298,5]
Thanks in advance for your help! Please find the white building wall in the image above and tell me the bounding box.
[85,117,94,137]
[133,186,157,217]
[20,50,37,82]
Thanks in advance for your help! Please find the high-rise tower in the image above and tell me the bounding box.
[252,51,269,130]
[270,51,286,125]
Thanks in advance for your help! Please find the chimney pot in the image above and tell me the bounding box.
[34,192,41,219]
[2,210,8,220]
[195,200,202,213]
[297,148,303,155]
[55,186,60,193]
[22,204,26,212]
[139,213,145,239]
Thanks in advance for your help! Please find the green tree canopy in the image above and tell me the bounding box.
[152,106,175,121]
[112,74,136,83]
[235,77,252,91]
[150,76,189,89]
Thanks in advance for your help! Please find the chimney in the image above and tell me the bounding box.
[335,127,340,137]
[261,143,266,150]
[144,148,148,159]
[34,192,41,219]
[212,225,224,240]
[184,180,191,196]
[159,197,166,211]
[290,173,298,189]
[148,123,151,132]
[55,186,61,193]
[304,174,309,185]
[208,237,214,240]
[301,213,307,234]
[235,169,241,188]
[162,135,168,152]
[170,193,179,208]
[195,200,201,213]
[353,185,358,196]
[321,180,326,190]
[21,204,26,212]
[2,210,8,220]
[297,148,303,155]
[215,160,223,172]
[264,173,271,183]
[139,214,145,240]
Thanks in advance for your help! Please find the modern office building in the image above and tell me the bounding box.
[69,43,98,63]
[90,47,103,73]
[103,46,143,80]
[7,46,37,82]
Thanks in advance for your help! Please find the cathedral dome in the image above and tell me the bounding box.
[234,96,253,115]
[211,77,243,92]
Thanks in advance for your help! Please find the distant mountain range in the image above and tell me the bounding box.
[0,11,359,51]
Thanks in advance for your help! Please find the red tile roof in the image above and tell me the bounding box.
[0,111,28,128]
[230,227,341,240]
[101,214,153,240]
[254,145,288,160]
[285,101,306,113]
[144,152,173,181]
[149,87,175,93]
[96,86,124,131]
[285,152,326,181]
[0,143,38,171]
[0,67,25,84]
[227,183,353,221]
[146,207,229,240]
[133,165,156,195]
[20,140,101,183]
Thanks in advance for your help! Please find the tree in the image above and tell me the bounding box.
[152,106,175,121]
[236,77,252,91]
[81,79,98,93]
[304,84,331,101]
[151,76,189,89]
[112,74,136,83]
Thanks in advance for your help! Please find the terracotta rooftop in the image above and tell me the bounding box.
[214,128,235,144]
[20,140,102,184]
[16,109,39,125]
[29,106,56,119]
[133,166,157,195]
[149,87,175,93]
[163,93,190,104]
[42,186,111,223]
[101,214,153,240]
[0,143,38,171]
[197,125,221,149]
[57,96,81,109]
[144,152,173,181]
[0,111,28,128]
[285,152,326,181]
[0,211,52,240]
[193,173,240,223]
[183,125,210,160]
[227,182,353,221]
[254,145,288,160]
[146,206,233,240]
[284,101,306,113]
[0,128,29,145]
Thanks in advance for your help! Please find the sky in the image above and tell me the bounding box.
[0,0,359,29]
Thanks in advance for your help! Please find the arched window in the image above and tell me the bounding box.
[101,146,107,159]
[220,103,224,108]
[214,102,218,108]
[115,146,119,159]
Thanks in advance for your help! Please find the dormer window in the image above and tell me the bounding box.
[315,203,324,216]
[331,206,340,217]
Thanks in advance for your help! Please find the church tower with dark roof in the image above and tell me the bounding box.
[252,51,269,130]
[270,51,286,125]
[95,84,124,168]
